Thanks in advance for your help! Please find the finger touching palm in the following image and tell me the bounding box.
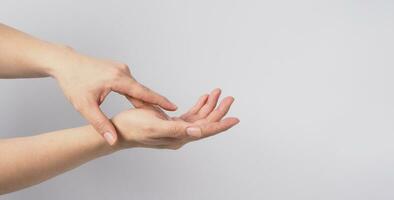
[116,88,239,149]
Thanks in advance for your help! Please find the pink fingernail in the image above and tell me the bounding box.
[104,132,116,145]
[186,127,202,138]
[171,103,178,109]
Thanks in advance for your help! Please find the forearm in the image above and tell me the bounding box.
[0,23,69,78]
[0,126,117,194]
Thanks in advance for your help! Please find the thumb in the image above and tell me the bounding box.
[79,102,118,145]
[159,121,189,138]
[185,126,203,138]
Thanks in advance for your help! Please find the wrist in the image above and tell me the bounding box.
[111,117,140,150]
[112,133,139,151]
[80,125,121,156]
[38,43,78,79]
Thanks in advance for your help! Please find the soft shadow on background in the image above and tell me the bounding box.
[1,0,394,199]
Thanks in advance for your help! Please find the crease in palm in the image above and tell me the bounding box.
[117,88,239,149]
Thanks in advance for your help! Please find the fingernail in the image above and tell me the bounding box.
[104,132,116,145]
[171,103,178,109]
[186,127,202,138]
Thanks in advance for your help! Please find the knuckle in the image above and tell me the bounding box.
[117,63,129,71]
[110,66,125,80]
[114,68,124,78]
[92,118,109,132]
[167,126,183,138]
[166,127,177,137]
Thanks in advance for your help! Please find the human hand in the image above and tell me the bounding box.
[50,48,177,145]
[112,88,239,150]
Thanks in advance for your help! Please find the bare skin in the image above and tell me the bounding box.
[0,23,177,145]
[0,23,240,194]
[0,89,239,195]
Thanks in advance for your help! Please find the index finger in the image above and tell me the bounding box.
[114,79,177,111]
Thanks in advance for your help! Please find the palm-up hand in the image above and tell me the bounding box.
[112,88,239,150]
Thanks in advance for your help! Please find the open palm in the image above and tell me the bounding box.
[115,88,239,149]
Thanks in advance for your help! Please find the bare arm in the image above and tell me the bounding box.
[0,23,177,145]
[0,23,60,78]
[0,126,113,194]
[0,89,239,195]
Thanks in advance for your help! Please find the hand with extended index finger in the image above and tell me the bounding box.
[112,88,239,150]
[50,48,177,145]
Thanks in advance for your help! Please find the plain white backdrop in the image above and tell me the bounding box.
[1,0,394,199]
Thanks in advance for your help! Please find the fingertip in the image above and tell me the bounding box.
[103,131,117,145]
[112,131,118,144]
[224,96,235,104]
[156,97,177,111]
[163,96,178,111]
[172,103,178,110]
[212,88,222,94]
[164,103,178,111]
[197,94,209,105]
[225,117,240,125]
[201,94,209,100]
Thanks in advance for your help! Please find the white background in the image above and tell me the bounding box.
[1,0,394,199]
